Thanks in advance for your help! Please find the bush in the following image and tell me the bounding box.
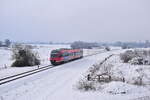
[77,79,96,91]
[88,64,100,76]
[11,44,40,67]
[120,50,135,63]
[105,46,111,51]
[120,49,150,65]
[129,57,144,65]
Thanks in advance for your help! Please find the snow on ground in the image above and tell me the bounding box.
[0,44,70,79]
[101,81,149,95]
[0,44,105,79]
[0,50,116,100]
[0,44,70,68]
[104,54,150,86]
[0,47,13,69]
[76,49,150,100]
[1,45,149,100]
[2,45,145,100]
[0,47,149,100]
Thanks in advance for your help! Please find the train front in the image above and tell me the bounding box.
[50,50,63,65]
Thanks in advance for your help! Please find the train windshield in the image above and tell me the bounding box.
[51,50,61,58]
[51,53,59,58]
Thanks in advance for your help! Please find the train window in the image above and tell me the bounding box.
[62,52,69,57]
[51,50,61,58]
[62,53,65,57]
[69,52,72,56]
[51,53,58,57]
[51,53,62,57]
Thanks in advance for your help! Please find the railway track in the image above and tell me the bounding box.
[0,65,54,85]
[0,51,106,86]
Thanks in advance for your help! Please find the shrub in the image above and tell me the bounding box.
[88,64,100,76]
[11,44,40,67]
[77,79,96,91]
[132,76,143,86]
[105,46,111,51]
[129,57,144,65]
[120,50,135,63]
[121,49,150,65]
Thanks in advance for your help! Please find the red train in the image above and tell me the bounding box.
[50,48,83,65]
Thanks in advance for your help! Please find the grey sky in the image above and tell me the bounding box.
[0,0,150,42]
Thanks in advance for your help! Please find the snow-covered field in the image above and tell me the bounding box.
[0,45,149,100]
[0,48,119,100]
[0,44,103,68]
[0,44,70,79]
[0,47,13,69]
[0,44,104,79]
[76,49,150,100]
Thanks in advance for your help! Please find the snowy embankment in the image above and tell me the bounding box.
[0,49,117,100]
[76,49,150,100]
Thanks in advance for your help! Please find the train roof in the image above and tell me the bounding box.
[51,48,82,53]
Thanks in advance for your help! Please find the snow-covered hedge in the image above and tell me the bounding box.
[120,49,150,65]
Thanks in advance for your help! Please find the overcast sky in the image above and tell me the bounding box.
[0,0,150,42]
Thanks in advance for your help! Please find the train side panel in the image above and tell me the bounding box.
[50,49,83,65]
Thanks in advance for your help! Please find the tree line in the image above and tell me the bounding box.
[0,39,11,47]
